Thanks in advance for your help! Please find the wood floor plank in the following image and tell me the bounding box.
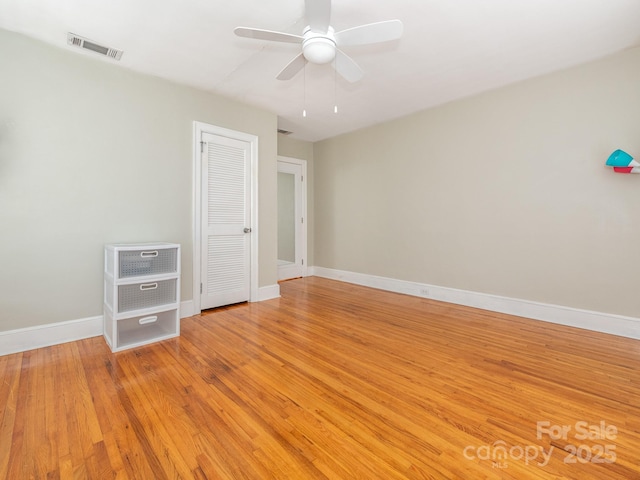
[1,276,639,479]
[0,351,21,480]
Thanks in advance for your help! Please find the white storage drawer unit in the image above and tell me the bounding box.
[104,243,180,352]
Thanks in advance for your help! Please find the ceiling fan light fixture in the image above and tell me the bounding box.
[234,0,403,82]
[302,37,336,64]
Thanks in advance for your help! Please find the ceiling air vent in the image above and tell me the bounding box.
[67,33,123,61]
[277,129,293,135]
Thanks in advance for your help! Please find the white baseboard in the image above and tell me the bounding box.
[0,315,103,356]
[180,299,195,318]
[311,266,640,340]
[256,284,281,302]
[6,269,637,357]
[0,299,198,357]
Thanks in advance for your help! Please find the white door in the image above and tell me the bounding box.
[277,158,307,281]
[201,132,252,309]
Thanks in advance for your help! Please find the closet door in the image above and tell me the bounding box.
[200,132,252,309]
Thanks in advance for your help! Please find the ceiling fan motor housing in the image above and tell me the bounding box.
[302,26,336,64]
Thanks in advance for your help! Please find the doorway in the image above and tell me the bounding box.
[277,157,307,281]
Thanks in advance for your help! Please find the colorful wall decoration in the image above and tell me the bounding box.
[606,149,639,174]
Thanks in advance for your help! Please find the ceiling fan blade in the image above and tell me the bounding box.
[305,0,331,33]
[234,27,303,44]
[334,19,403,46]
[277,53,308,80]
[334,49,363,83]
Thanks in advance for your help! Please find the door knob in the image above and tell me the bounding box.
[244,227,252,233]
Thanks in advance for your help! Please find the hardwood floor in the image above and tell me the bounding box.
[1,276,639,479]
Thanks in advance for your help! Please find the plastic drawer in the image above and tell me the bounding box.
[116,309,179,350]
[117,278,177,313]
[117,247,178,278]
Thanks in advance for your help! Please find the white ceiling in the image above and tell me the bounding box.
[1,0,639,142]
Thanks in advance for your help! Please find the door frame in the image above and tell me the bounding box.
[277,156,308,280]
[193,121,259,314]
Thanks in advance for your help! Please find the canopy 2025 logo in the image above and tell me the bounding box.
[537,420,617,464]
[462,420,618,469]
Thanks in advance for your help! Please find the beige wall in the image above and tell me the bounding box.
[0,29,278,331]
[278,134,315,267]
[278,134,314,161]
[314,47,640,318]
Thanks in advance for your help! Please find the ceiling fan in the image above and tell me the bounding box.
[234,0,403,83]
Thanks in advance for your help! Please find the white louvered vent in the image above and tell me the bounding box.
[67,33,123,61]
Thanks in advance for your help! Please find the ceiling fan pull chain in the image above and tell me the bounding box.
[334,58,338,114]
[303,63,307,118]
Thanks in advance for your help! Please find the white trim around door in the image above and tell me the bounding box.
[193,121,259,315]
[277,156,308,281]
